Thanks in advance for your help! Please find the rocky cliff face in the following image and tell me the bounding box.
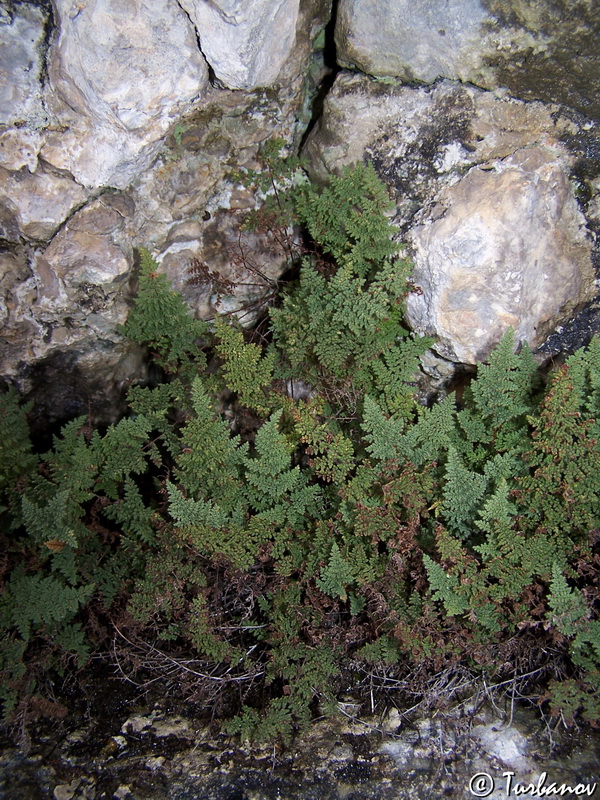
[0,0,598,422]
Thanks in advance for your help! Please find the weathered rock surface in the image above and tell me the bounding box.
[0,3,48,128]
[131,85,309,325]
[304,73,597,363]
[0,0,326,424]
[0,164,88,241]
[406,147,593,362]
[0,194,142,426]
[2,691,600,800]
[0,0,598,420]
[41,0,209,189]
[181,0,301,90]
[335,0,600,121]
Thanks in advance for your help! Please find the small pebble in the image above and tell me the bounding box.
[53,778,80,800]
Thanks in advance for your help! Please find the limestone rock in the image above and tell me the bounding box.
[336,0,487,85]
[127,86,307,324]
[0,195,141,427]
[24,196,134,348]
[304,74,597,363]
[405,147,594,363]
[0,165,88,241]
[0,0,316,424]
[180,0,300,90]
[41,0,209,188]
[0,3,48,127]
[0,128,44,173]
[335,0,600,120]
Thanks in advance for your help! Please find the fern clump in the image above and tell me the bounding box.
[268,162,431,416]
[2,147,600,739]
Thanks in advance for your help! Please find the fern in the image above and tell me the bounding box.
[269,163,428,412]
[3,568,93,641]
[5,147,600,734]
[517,360,600,539]
[357,635,400,665]
[361,395,405,462]
[214,317,276,415]
[294,162,398,278]
[547,564,588,635]
[397,393,457,465]
[441,447,487,539]
[0,387,37,501]
[120,248,208,374]
[103,477,156,546]
[470,329,538,445]
[422,553,470,618]
[175,378,247,518]
[317,541,355,601]
[291,400,355,484]
[245,410,322,529]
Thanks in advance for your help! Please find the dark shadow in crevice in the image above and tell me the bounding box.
[299,0,342,152]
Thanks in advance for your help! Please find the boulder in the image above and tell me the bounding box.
[0,195,139,426]
[406,147,594,363]
[0,165,88,241]
[335,0,600,121]
[0,0,325,424]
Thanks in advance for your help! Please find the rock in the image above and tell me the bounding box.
[0,3,48,128]
[145,756,166,771]
[335,0,600,120]
[121,714,154,735]
[127,86,306,325]
[150,716,194,739]
[329,744,354,761]
[0,6,313,423]
[381,707,402,733]
[0,128,43,173]
[471,720,533,770]
[3,694,600,800]
[30,198,132,325]
[336,0,488,85]
[180,0,300,90]
[41,0,209,189]
[0,164,88,241]
[406,146,594,363]
[53,778,80,800]
[304,73,597,363]
[0,0,324,425]
[305,74,561,227]
[0,196,144,429]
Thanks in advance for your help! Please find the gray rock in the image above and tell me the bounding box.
[335,0,600,120]
[304,73,597,364]
[41,0,209,188]
[180,0,300,90]
[335,0,488,85]
[0,128,44,173]
[0,165,88,241]
[0,3,48,128]
[0,49,311,422]
[406,146,594,363]
[0,195,141,426]
[127,86,308,324]
[6,696,598,800]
